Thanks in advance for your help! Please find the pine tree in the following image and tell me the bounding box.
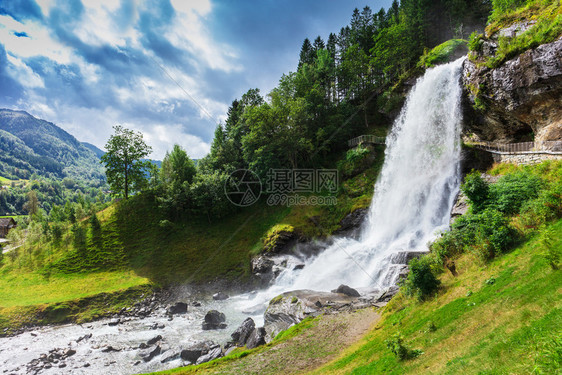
[298,38,314,68]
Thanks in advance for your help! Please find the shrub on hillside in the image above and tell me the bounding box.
[489,172,542,214]
[518,182,562,231]
[385,333,423,361]
[338,145,372,178]
[402,256,441,300]
[454,209,517,260]
[461,171,490,213]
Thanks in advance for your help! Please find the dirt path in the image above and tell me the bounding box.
[200,308,380,375]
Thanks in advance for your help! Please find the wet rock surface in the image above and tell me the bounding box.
[263,288,391,339]
[202,310,227,330]
[463,36,562,141]
[212,292,229,301]
[331,284,361,297]
[230,317,256,347]
[167,302,188,315]
[334,208,368,237]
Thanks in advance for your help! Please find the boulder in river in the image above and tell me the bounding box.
[212,292,229,301]
[195,344,223,364]
[246,327,267,349]
[264,290,360,339]
[331,284,361,297]
[230,317,255,347]
[167,302,188,315]
[146,335,162,346]
[140,345,161,362]
[202,310,227,330]
[180,341,215,363]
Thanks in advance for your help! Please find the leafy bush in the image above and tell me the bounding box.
[385,333,423,360]
[430,229,465,264]
[461,171,490,212]
[402,256,441,300]
[519,182,562,230]
[338,145,372,178]
[489,172,542,214]
[454,209,517,260]
[468,31,484,52]
[490,0,528,19]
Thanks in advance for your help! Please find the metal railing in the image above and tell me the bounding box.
[471,141,562,154]
[348,135,386,148]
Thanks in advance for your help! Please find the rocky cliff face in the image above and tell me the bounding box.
[462,34,562,142]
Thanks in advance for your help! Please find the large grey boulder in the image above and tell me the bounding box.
[246,327,267,349]
[331,284,361,297]
[230,318,255,347]
[195,344,222,364]
[264,290,359,339]
[167,302,188,315]
[202,310,227,330]
[180,341,214,363]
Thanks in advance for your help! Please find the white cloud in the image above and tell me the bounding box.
[74,0,141,48]
[5,54,45,88]
[142,123,211,159]
[167,0,240,73]
[0,15,73,64]
[35,0,55,18]
[0,0,239,161]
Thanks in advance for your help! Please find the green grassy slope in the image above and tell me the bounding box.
[310,219,562,375]
[152,217,560,375]
[0,142,386,331]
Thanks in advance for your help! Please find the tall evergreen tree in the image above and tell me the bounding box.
[298,38,314,68]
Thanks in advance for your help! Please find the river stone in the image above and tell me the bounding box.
[167,302,188,315]
[202,310,227,330]
[246,327,267,349]
[146,335,162,346]
[331,284,361,297]
[141,345,161,362]
[195,344,222,365]
[161,352,180,363]
[230,317,255,346]
[212,292,229,301]
[264,290,358,338]
[180,341,213,363]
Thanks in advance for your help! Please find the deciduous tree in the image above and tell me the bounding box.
[101,125,152,199]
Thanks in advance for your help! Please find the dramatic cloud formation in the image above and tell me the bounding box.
[0,0,392,159]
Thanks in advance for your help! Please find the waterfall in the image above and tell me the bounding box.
[237,58,465,316]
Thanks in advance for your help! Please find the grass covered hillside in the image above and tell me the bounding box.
[0,142,386,333]
[152,161,562,375]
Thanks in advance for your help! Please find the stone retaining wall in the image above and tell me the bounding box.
[491,152,562,165]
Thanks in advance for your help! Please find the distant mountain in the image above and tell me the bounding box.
[0,109,105,181]
[81,142,105,158]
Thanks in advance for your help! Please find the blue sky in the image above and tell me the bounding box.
[0,0,392,159]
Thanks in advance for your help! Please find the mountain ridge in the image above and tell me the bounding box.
[0,108,105,181]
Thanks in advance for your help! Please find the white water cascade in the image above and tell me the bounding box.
[237,58,466,315]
